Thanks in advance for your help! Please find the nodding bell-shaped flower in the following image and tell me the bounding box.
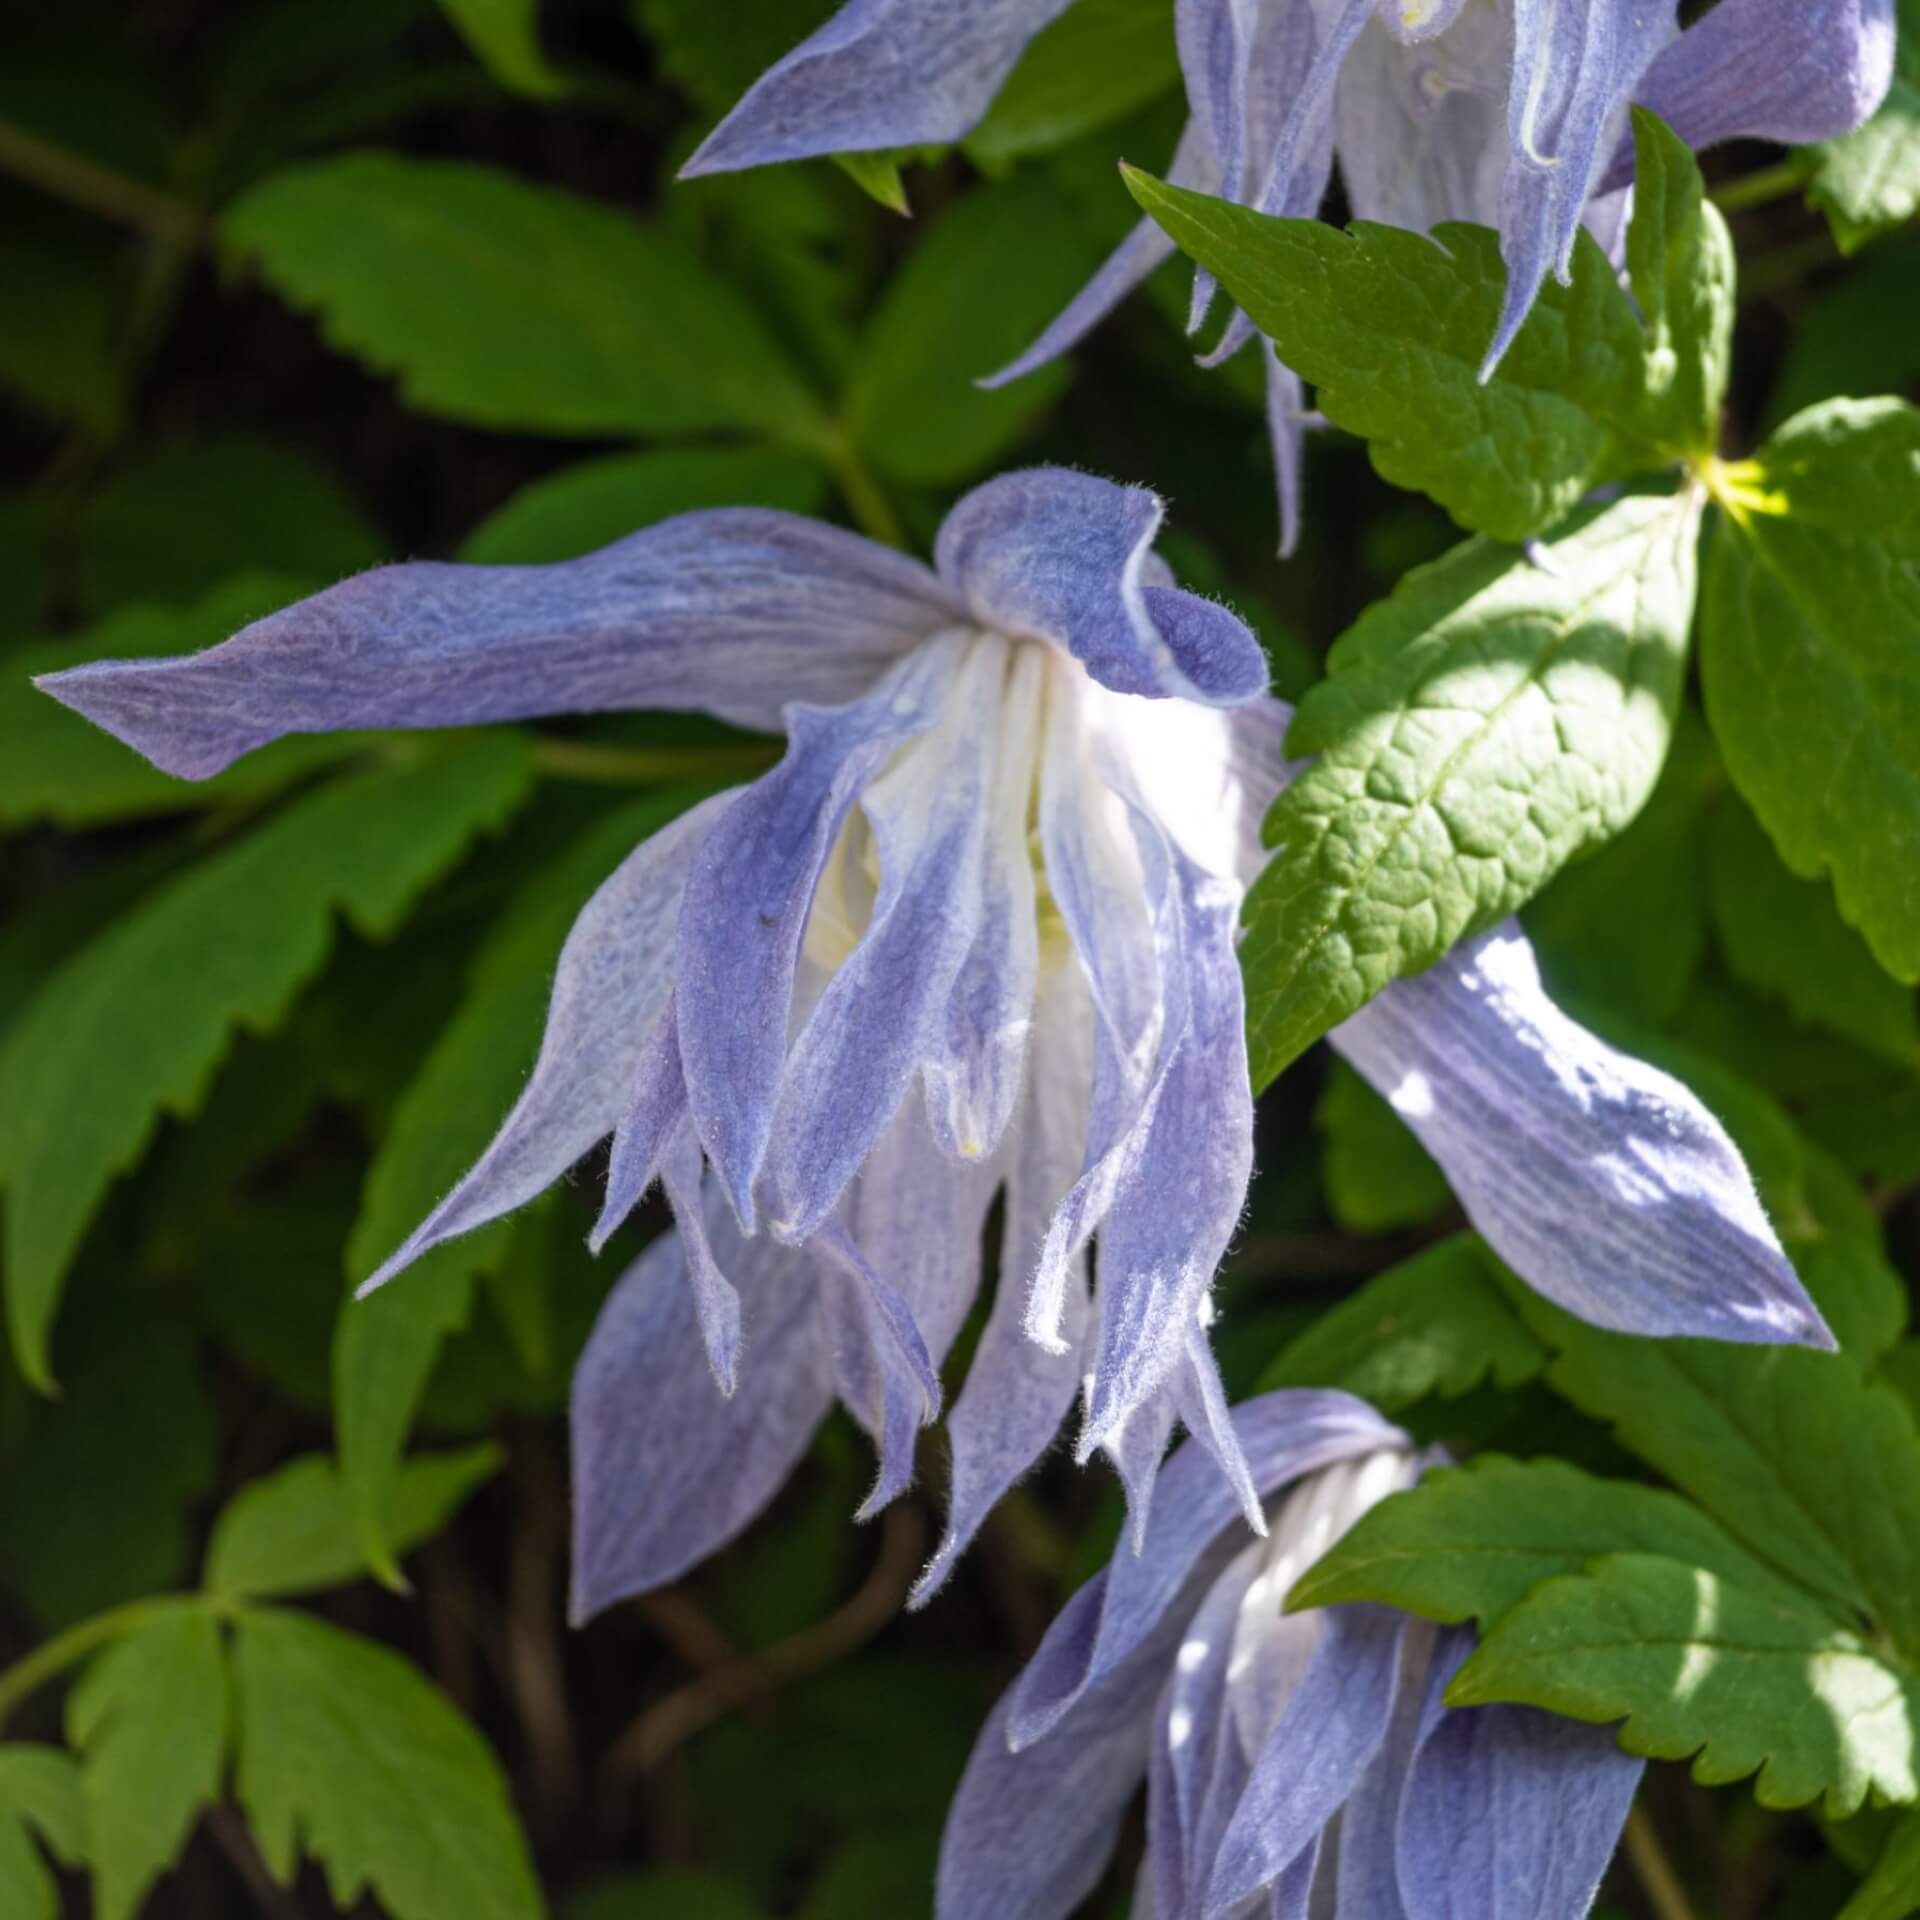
[938,1388,1645,1920]
[683,0,1893,548]
[36,465,1827,1624]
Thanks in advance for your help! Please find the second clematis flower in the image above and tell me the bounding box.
[36,467,1827,1622]
[939,1389,1646,1920]
[683,0,1894,545]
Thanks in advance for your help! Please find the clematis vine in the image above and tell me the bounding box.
[685,0,1894,546]
[37,467,1826,1624]
[939,1388,1645,1920]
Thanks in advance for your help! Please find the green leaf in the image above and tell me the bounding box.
[0,1307,216,1629]
[66,434,384,619]
[0,737,533,1388]
[1525,705,1717,1025]
[832,150,910,214]
[799,1830,941,1920]
[68,1604,229,1920]
[1701,397,1920,984]
[1709,790,1917,1064]
[1771,240,1920,428]
[1257,1236,1545,1411]
[1623,107,1735,460]
[1843,1806,1920,1919]
[1,577,369,828]
[338,787,704,1577]
[1292,1453,1816,1625]
[459,445,827,566]
[435,0,565,96]
[1450,1554,1920,1815]
[1241,490,1701,1087]
[0,1746,86,1920]
[224,154,824,442]
[843,176,1101,485]
[1508,1284,1920,1656]
[232,1608,541,1920]
[964,0,1179,166]
[1123,115,1721,540]
[205,1446,500,1601]
[1313,1059,1451,1232]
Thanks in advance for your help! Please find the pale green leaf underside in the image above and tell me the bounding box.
[1242,490,1700,1087]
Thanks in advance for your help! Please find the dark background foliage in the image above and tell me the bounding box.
[2,2,1917,1915]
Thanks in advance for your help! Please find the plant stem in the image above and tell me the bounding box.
[825,439,909,550]
[528,737,779,787]
[0,118,207,250]
[1711,159,1806,215]
[0,1595,186,1728]
[1625,1803,1696,1920]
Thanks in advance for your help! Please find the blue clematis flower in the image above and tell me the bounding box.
[686,0,1893,547]
[36,467,1827,1619]
[938,1388,1645,1920]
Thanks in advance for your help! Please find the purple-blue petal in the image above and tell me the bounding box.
[1396,1629,1642,1920]
[37,512,952,778]
[1008,1390,1407,1749]
[1625,0,1895,171]
[589,994,689,1254]
[676,638,962,1230]
[1202,1605,1407,1917]
[568,1189,834,1620]
[762,638,1005,1239]
[935,469,1268,705]
[362,791,735,1295]
[681,0,1073,177]
[1487,0,1676,374]
[915,961,1092,1607]
[1330,923,1834,1348]
[936,1657,1160,1920]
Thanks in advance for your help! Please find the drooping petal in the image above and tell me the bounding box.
[1146,1541,1266,1919]
[1396,1629,1642,1920]
[1330,923,1833,1347]
[590,994,689,1253]
[1487,0,1677,373]
[1025,684,1165,1347]
[1202,1605,1407,1917]
[1263,346,1310,559]
[984,117,1218,390]
[37,514,955,778]
[1627,0,1895,165]
[1081,835,1254,1461]
[814,1240,933,1521]
[361,791,736,1295]
[763,637,1005,1239]
[681,0,1074,176]
[1008,1391,1407,1748]
[936,470,1269,706]
[936,1654,1162,1920]
[1329,1617,1440,1919]
[1101,1387,1182,1551]
[923,602,1045,1168]
[568,1190,834,1620]
[915,957,1094,1606]
[677,637,964,1230]
[658,1126,743,1395]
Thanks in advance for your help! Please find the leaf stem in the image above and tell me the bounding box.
[527,738,778,787]
[0,1594,186,1728]
[0,118,207,250]
[1625,1802,1696,1920]
[824,437,909,550]
[1710,160,1806,215]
